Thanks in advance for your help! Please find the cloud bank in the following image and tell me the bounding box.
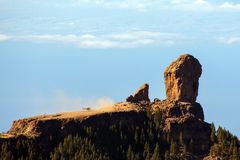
[2,32,239,47]
[8,0,239,12]
[0,31,185,48]
[0,34,11,41]
[71,0,240,11]
[217,36,240,44]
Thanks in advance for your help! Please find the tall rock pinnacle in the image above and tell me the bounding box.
[164,54,202,103]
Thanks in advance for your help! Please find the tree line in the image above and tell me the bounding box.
[0,108,239,160]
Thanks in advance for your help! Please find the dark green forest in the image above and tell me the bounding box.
[0,109,239,160]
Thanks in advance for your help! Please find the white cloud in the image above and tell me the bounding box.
[217,36,240,44]
[194,0,208,5]
[32,89,115,114]
[74,0,154,11]
[0,31,185,48]
[173,0,214,11]
[171,0,184,5]
[0,34,11,41]
[71,0,240,12]
[220,2,240,10]
[4,0,240,12]
[105,0,153,11]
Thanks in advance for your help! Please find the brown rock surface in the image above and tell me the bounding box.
[164,54,202,103]
[126,83,150,102]
[3,106,147,154]
[152,100,211,154]
[5,103,145,138]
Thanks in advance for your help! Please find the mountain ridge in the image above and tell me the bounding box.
[0,54,239,160]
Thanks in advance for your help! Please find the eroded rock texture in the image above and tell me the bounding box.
[126,83,150,102]
[164,54,202,103]
[152,100,211,154]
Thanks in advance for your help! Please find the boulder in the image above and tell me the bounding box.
[164,54,202,103]
[126,83,150,103]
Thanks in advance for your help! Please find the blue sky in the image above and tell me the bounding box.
[0,0,240,136]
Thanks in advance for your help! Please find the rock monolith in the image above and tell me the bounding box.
[164,54,202,103]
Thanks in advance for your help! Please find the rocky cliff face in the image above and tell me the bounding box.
[5,111,148,154]
[164,54,202,103]
[0,54,213,159]
[160,54,210,154]
[126,83,150,103]
[152,100,211,154]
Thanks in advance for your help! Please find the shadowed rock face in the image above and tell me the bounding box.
[164,54,202,103]
[126,83,150,102]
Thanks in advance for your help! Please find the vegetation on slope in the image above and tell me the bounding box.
[0,109,239,160]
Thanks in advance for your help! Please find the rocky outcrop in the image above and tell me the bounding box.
[157,54,210,154]
[126,83,150,102]
[0,54,213,159]
[164,54,202,103]
[4,100,211,156]
[152,100,204,121]
[152,100,211,154]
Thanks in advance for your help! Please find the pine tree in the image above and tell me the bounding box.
[164,150,170,160]
[166,134,170,144]
[140,128,145,143]
[232,144,239,160]
[183,143,187,155]
[127,145,134,160]
[217,127,223,144]
[134,130,139,143]
[170,141,178,156]
[0,142,13,160]
[210,123,216,143]
[135,153,140,160]
[188,139,194,153]
[151,143,160,160]
[145,152,151,160]
[143,142,150,158]
[179,131,184,145]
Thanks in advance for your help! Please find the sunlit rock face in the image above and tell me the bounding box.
[126,83,150,103]
[164,54,202,103]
